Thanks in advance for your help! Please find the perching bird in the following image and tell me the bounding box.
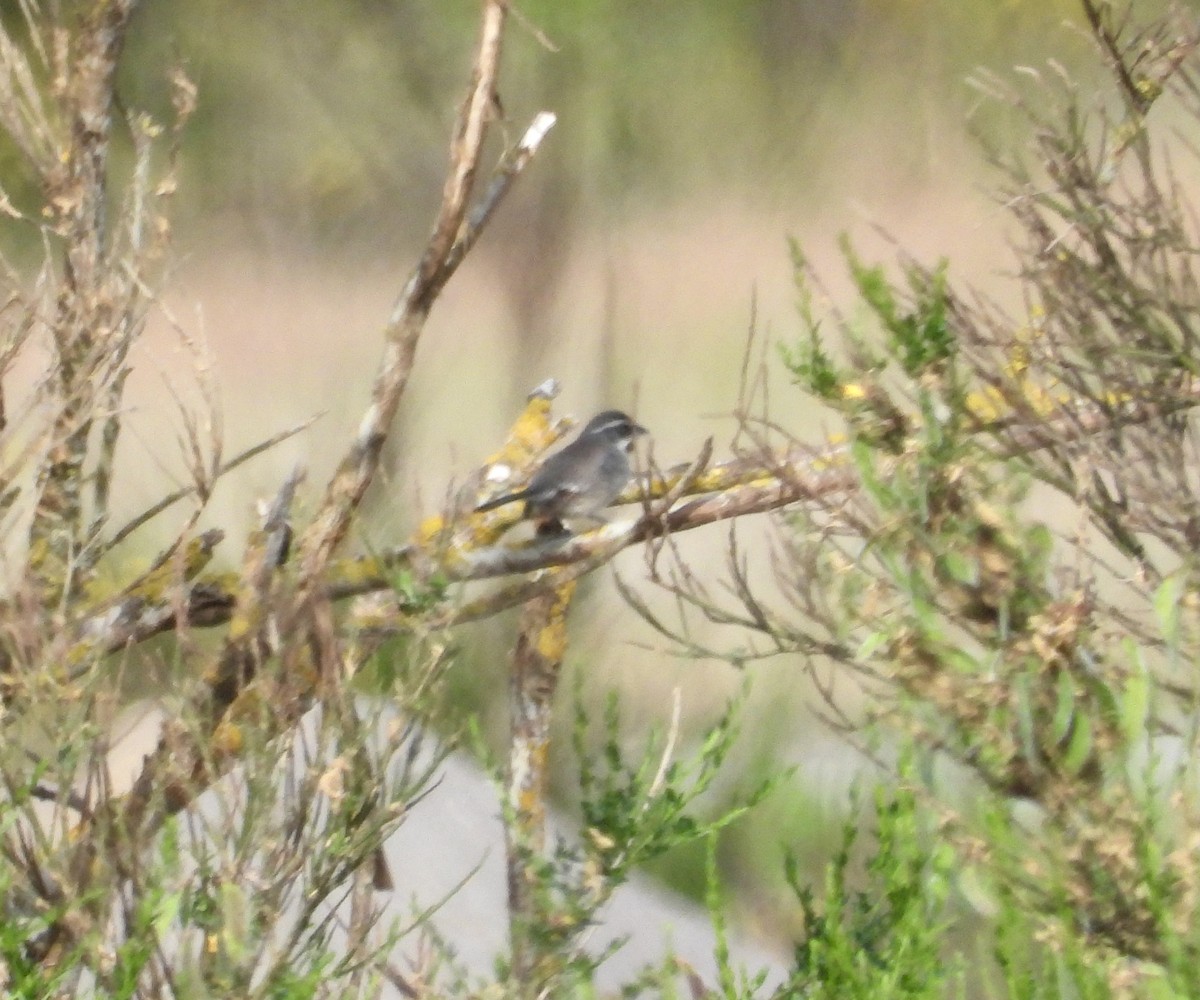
[476,409,648,534]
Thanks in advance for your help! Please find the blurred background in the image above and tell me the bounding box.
[10,0,1115,951]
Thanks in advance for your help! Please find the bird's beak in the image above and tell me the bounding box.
[632,422,648,437]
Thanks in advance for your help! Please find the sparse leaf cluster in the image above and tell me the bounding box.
[639,1,1200,994]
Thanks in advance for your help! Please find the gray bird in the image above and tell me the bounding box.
[476,409,648,535]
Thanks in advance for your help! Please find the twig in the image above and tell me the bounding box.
[54,377,1200,661]
[296,1,553,586]
[103,413,320,552]
[646,687,683,801]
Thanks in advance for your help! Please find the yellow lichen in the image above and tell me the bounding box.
[532,580,576,661]
[414,513,447,547]
[840,382,867,401]
[212,719,243,756]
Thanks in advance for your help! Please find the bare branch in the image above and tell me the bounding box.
[37,374,1200,669]
[296,1,554,586]
[103,413,320,553]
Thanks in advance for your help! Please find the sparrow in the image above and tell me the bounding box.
[476,409,648,534]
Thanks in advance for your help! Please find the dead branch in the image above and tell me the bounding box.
[34,372,1200,668]
[20,0,555,975]
[295,1,553,589]
[27,0,143,596]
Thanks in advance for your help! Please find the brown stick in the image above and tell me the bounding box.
[53,378,1200,662]
[295,0,531,586]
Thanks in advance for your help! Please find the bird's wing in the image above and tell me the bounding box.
[527,440,608,502]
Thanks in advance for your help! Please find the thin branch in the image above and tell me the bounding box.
[103,413,320,552]
[1080,0,1152,117]
[296,1,551,586]
[45,378,1200,664]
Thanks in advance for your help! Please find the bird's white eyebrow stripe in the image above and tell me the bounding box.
[590,417,629,434]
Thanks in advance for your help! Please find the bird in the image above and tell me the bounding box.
[476,409,648,535]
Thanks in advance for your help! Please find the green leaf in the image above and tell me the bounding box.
[940,549,979,587]
[1153,572,1185,640]
[218,881,251,963]
[781,329,843,399]
[154,890,183,939]
[1120,646,1150,743]
[1062,711,1093,775]
[1050,671,1076,747]
[1013,674,1039,771]
[856,630,888,661]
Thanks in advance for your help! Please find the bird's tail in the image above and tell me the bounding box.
[475,489,529,513]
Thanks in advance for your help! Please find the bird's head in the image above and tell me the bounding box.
[581,410,648,451]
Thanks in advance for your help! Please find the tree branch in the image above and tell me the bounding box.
[506,577,576,990]
[41,376,1200,667]
[295,0,548,587]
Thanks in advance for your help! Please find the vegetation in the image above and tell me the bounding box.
[1,1,1199,997]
